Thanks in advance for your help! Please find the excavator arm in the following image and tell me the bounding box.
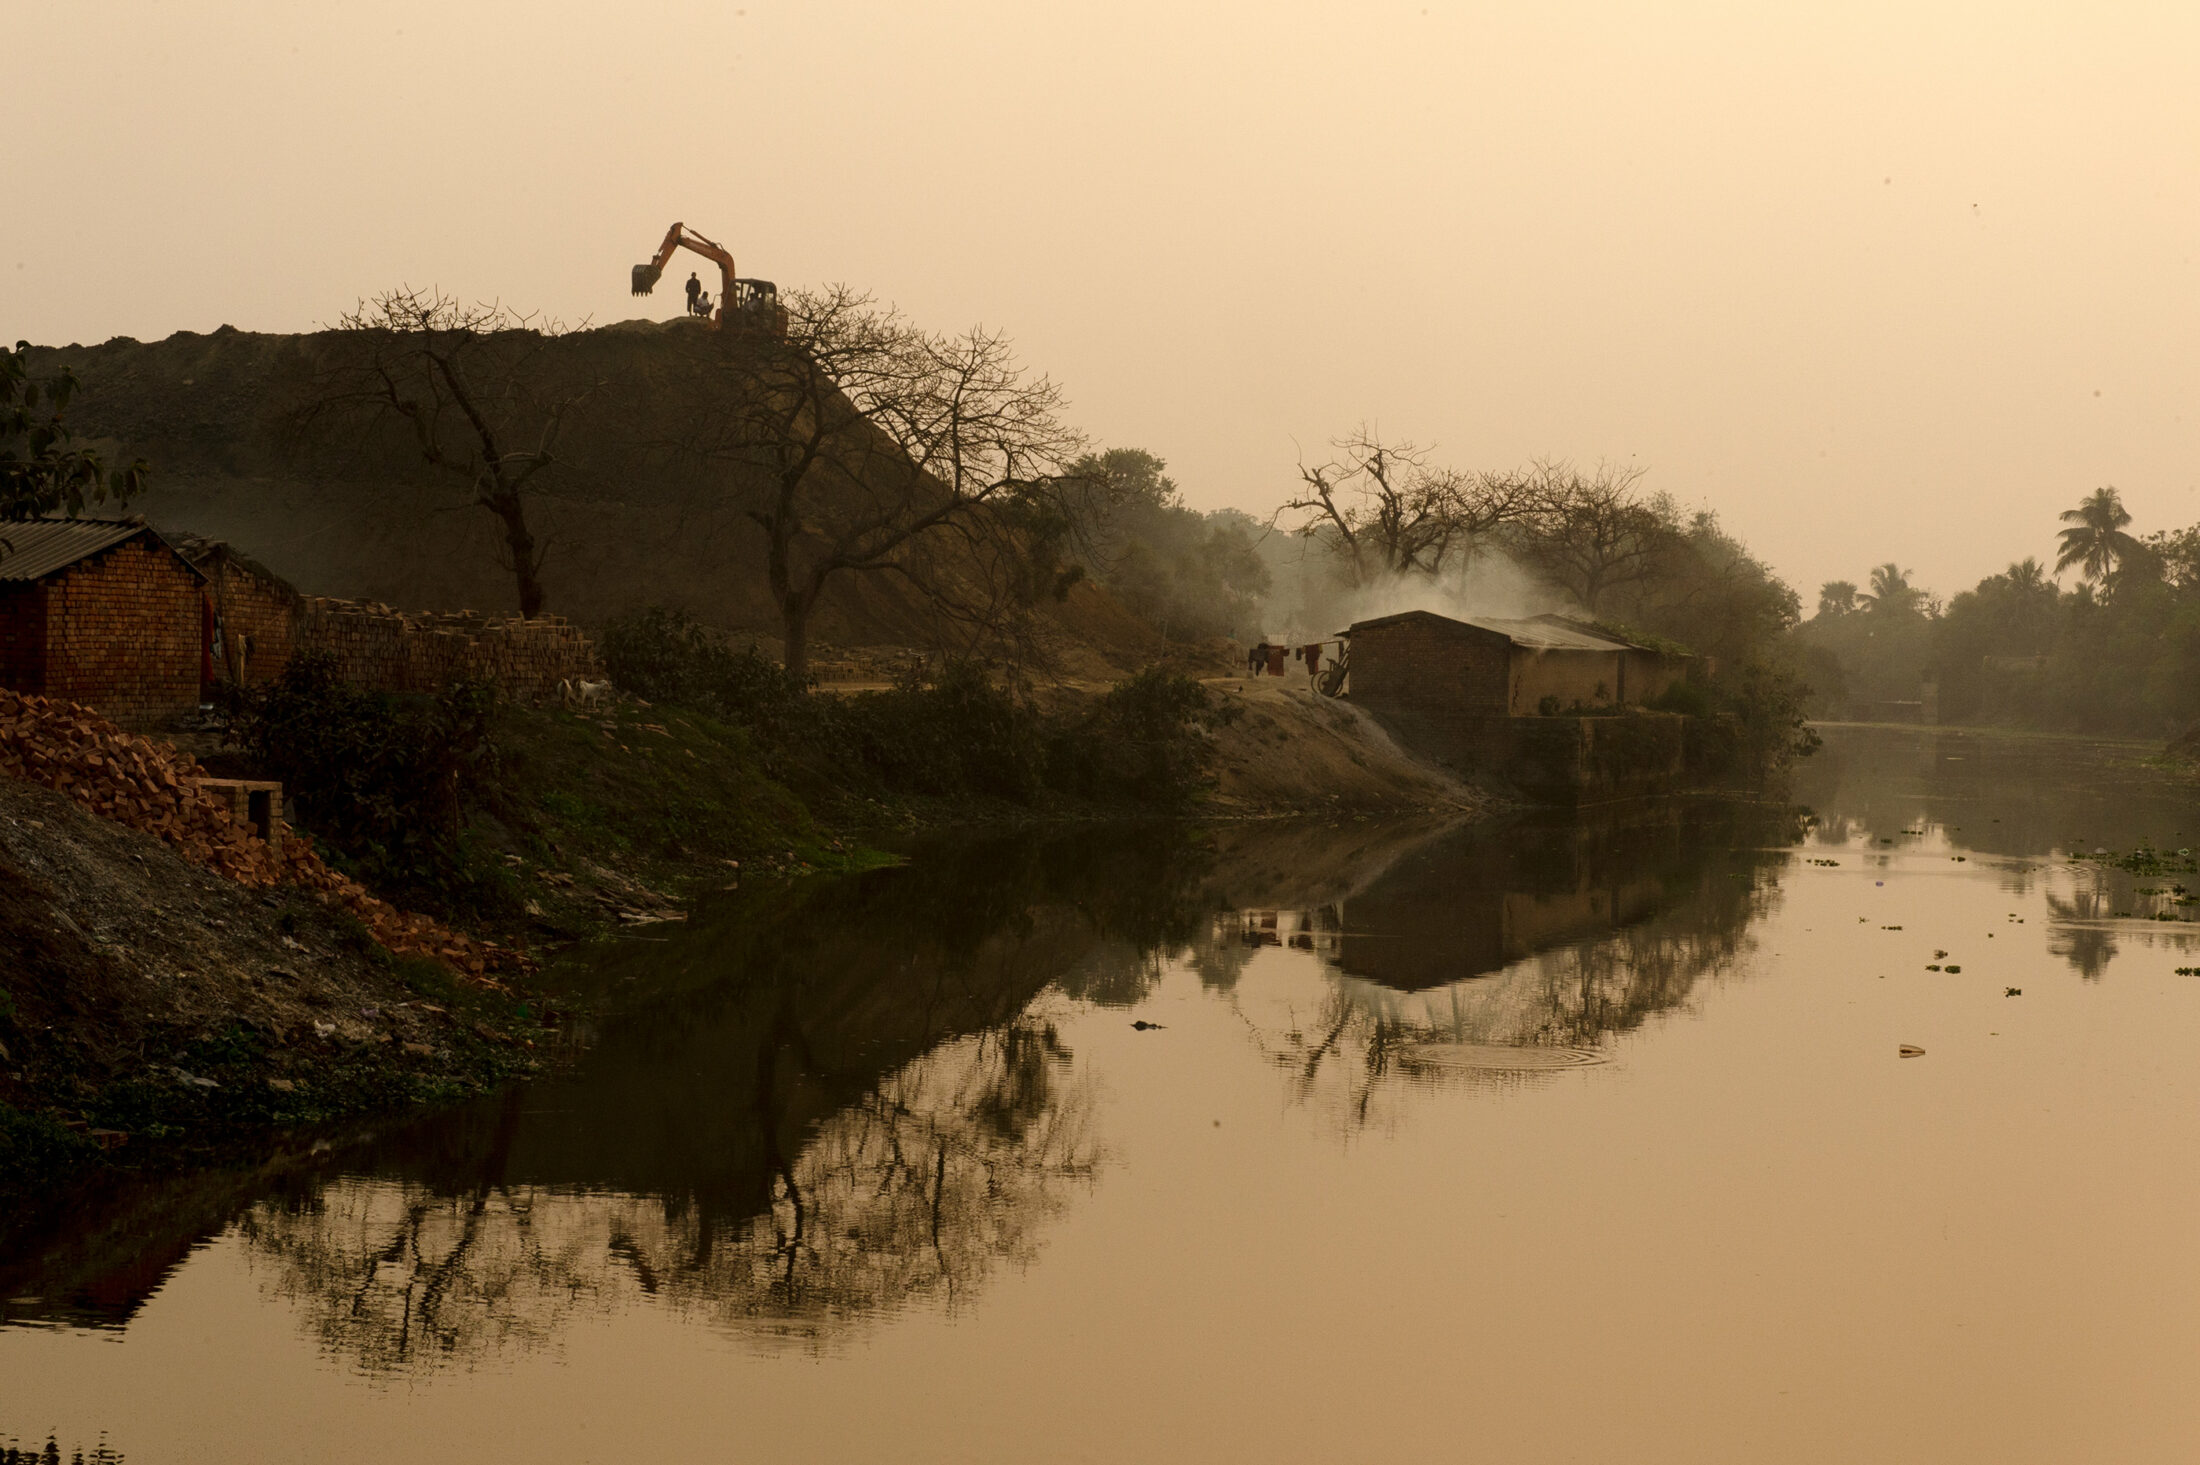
[630,222,737,315]
[629,221,783,336]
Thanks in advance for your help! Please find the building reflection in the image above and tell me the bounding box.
[1209,802,1798,1125]
[0,809,1803,1364]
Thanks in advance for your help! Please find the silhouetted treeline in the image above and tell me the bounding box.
[1798,488,2200,735]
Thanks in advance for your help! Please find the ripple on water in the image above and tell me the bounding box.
[1395,1042,1607,1072]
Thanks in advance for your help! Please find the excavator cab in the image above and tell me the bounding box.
[729,278,787,336]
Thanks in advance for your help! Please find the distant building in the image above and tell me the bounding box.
[1338,610,1696,803]
[0,517,212,726]
[1342,610,1688,717]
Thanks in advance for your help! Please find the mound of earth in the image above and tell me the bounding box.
[22,324,1161,673]
[1199,678,1480,815]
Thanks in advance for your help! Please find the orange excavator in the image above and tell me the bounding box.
[630,222,787,337]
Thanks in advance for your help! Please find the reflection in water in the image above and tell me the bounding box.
[1,834,1173,1355]
[237,1017,1095,1368]
[2044,888,2120,980]
[1793,727,2200,981]
[1207,804,1800,1126]
[0,802,1799,1367]
[210,833,1175,1370]
[17,728,2200,1462]
[1793,727,2200,864]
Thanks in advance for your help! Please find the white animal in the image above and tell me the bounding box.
[558,678,614,711]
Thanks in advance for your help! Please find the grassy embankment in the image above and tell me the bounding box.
[479,696,894,936]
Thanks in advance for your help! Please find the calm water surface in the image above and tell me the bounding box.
[7,726,2200,1463]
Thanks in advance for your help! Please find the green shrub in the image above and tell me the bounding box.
[1680,662,1821,776]
[220,652,516,919]
[600,607,807,721]
[1648,679,1714,718]
[839,660,1049,802]
[598,606,1224,812]
[1051,668,1228,810]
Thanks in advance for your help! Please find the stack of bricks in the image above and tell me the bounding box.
[294,598,602,701]
[20,539,207,727]
[0,687,527,983]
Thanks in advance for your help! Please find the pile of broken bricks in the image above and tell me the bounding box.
[0,688,526,985]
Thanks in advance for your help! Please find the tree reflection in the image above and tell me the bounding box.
[2045,888,2119,979]
[238,1015,1096,1370]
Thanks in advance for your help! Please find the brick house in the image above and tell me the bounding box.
[0,518,213,726]
[172,535,299,686]
[1341,610,1695,802]
[1343,610,1685,716]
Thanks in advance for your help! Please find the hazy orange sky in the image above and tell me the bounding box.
[8,1,2195,602]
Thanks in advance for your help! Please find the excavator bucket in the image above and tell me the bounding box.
[630,262,663,296]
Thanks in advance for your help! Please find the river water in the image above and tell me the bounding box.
[6,725,2200,1463]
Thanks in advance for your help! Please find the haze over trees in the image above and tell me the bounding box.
[1069,448,1269,643]
[1264,433,1799,672]
[1279,428,1537,586]
[1798,486,2200,735]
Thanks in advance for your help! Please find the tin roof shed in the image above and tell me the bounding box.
[0,517,195,583]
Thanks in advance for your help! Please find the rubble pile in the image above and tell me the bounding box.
[0,688,523,983]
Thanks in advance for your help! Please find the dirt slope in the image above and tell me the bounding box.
[22,324,1159,670]
[1200,678,1479,814]
[0,774,537,1180]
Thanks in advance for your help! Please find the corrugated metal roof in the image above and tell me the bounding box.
[0,518,161,582]
[1345,608,1639,653]
[1467,614,1637,652]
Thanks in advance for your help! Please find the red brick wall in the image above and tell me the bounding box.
[36,539,207,726]
[210,564,298,685]
[293,597,602,701]
[1347,616,1510,715]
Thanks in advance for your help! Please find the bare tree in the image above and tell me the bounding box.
[296,288,600,619]
[1279,427,1534,586]
[1508,461,1673,615]
[660,286,1088,679]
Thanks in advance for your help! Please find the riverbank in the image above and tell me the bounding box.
[0,669,1482,1227]
[0,771,545,1223]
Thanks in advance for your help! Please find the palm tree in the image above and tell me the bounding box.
[2054,486,2141,589]
[1816,580,1859,618]
[1859,563,1921,616]
[2004,556,2048,594]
